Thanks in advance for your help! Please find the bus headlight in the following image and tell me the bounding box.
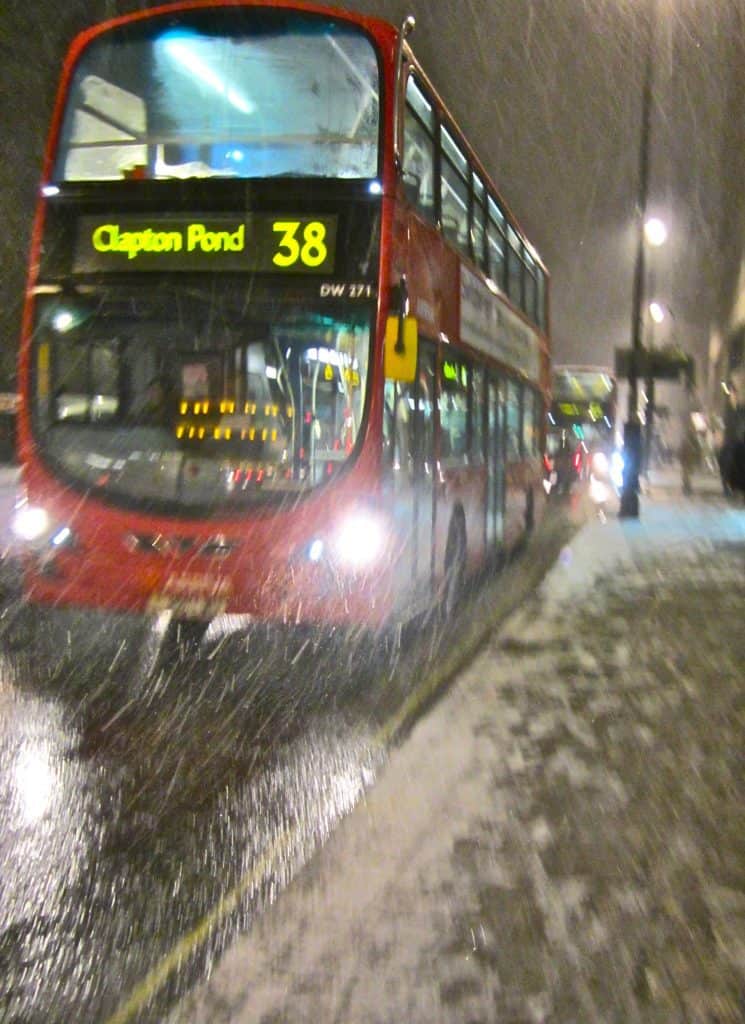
[10,501,76,551]
[332,512,387,570]
[300,512,388,572]
[333,512,386,569]
[11,503,51,543]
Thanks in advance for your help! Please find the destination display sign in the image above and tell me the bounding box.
[73,214,338,274]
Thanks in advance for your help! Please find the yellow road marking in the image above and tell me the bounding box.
[104,829,292,1024]
[104,532,557,1024]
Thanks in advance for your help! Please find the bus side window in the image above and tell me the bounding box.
[471,174,487,272]
[506,224,524,309]
[403,76,436,224]
[536,268,547,332]
[471,366,485,463]
[505,379,522,460]
[487,195,507,292]
[524,248,538,324]
[532,391,544,456]
[384,378,413,475]
[440,357,469,461]
[440,124,469,256]
[414,347,436,473]
[522,386,536,457]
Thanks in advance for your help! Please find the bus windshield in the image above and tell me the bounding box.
[53,8,380,182]
[32,288,372,513]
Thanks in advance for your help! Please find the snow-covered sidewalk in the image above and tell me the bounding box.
[174,489,745,1024]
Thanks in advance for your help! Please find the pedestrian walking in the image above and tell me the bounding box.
[679,421,701,496]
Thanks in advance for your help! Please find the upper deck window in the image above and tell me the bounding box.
[54,10,380,182]
[403,76,436,223]
[440,125,469,254]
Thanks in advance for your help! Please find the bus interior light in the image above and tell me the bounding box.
[368,181,383,195]
[41,184,60,198]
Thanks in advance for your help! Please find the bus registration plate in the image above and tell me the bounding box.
[146,573,231,618]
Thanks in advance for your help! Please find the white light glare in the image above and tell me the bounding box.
[41,185,60,198]
[164,38,255,115]
[53,311,75,333]
[15,741,55,824]
[591,451,609,476]
[308,539,324,563]
[51,527,72,548]
[589,474,609,506]
[645,217,668,247]
[610,451,625,491]
[333,512,386,569]
[649,301,665,324]
[368,181,383,195]
[11,503,50,542]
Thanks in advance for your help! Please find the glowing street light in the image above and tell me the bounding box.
[649,300,665,324]
[619,3,656,519]
[644,217,668,247]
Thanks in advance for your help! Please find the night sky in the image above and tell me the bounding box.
[2,0,743,394]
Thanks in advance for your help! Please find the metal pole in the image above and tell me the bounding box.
[644,376,655,473]
[619,1,655,518]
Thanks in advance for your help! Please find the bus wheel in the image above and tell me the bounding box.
[525,486,535,534]
[440,515,466,621]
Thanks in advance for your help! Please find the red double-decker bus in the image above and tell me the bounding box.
[15,1,550,638]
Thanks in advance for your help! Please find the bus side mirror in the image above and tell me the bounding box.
[384,315,418,382]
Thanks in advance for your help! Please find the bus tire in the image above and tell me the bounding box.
[440,513,467,621]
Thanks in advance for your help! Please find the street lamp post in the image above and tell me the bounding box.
[619,1,656,518]
[643,298,661,477]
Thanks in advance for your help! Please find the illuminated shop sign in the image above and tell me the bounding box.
[74,214,337,273]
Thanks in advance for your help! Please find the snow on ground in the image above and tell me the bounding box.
[173,485,745,1024]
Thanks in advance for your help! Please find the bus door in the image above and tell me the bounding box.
[383,340,436,614]
[487,374,506,548]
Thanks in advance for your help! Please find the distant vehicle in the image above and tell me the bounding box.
[545,365,617,493]
[14,1,550,639]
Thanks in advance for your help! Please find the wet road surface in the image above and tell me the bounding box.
[0,501,580,1023]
